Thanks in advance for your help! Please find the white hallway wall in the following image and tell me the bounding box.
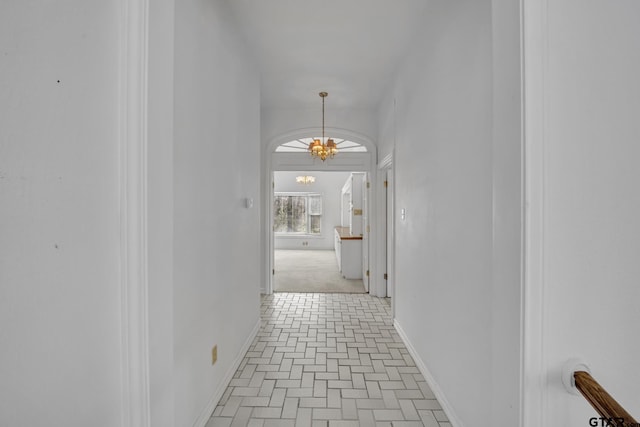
[490,0,522,424]
[377,0,522,426]
[274,171,351,250]
[0,0,261,426]
[528,0,640,425]
[378,1,640,426]
[173,0,261,425]
[0,2,123,425]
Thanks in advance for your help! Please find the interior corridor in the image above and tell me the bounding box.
[207,293,449,427]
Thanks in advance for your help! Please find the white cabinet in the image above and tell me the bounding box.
[334,227,362,279]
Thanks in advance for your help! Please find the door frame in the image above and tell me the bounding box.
[263,128,379,295]
[521,0,547,425]
[377,153,395,310]
[119,0,152,425]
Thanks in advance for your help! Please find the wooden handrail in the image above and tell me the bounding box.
[574,371,638,427]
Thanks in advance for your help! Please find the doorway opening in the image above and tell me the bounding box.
[272,170,368,293]
[264,128,384,296]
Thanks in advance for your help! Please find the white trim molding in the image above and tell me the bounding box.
[119,0,151,426]
[394,319,462,427]
[521,0,549,425]
[376,152,394,301]
[193,318,262,427]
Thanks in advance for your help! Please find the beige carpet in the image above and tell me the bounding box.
[274,249,366,293]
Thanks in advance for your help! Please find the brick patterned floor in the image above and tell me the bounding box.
[206,293,451,427]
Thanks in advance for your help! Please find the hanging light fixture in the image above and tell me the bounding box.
[308,92,338,161]
[296,175,315,184]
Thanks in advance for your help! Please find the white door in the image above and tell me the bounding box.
[386,169,394,299]
[361,172,369,291]
[269,174,275,293]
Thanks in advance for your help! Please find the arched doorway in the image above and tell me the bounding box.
[262,128,382,296]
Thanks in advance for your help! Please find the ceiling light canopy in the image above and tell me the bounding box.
[308,92,337,162]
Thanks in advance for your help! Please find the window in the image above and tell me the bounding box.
[275,137,367,152]
[274,193,322,235]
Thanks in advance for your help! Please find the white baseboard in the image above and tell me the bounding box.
[193,318,262,427]
[394,319,463,427]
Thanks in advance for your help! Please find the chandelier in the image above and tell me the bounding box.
[296,175,315,184]
[308,92,337,161]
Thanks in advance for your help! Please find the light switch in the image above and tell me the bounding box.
[401,208,406,221]
[245,198,253,209]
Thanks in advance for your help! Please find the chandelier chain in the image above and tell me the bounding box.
[322,93,325,142]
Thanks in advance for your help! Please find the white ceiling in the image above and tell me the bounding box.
[225,0,429,110]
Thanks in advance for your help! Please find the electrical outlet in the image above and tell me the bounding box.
[212,345,218,365]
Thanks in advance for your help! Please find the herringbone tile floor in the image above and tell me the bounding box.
[206,293,451,427]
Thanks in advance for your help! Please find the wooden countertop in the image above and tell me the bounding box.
[335,226,363,240]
